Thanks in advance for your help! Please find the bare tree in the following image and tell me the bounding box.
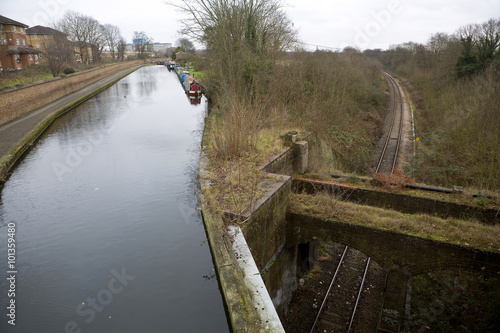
[102,24,122,61]
[168,0,297,98]
[427,32,450,56]
[87,20,106,64]
[58,11,90,64]
[44,30,74,76]
[175,37,195,53]
[58,11,107,64]
[117,38,127,61]
[132,31,153,59]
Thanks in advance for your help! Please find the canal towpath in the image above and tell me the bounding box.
[0,64,143,178]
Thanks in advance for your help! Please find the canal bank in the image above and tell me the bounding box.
[200,130,500,331]
[0,66,229,332]
[0,61,143,181]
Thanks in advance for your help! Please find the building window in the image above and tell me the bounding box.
[35,43,39,49]
[36,54,39,60]
[13,26,17,32]
[20,27,24,33]
[16,39,20,45]
[22,39,26,46]
[0,38,6,45]
[44,34,47,38]
[16,56,21,63]
[29,54,33,60]
[34,34,37,38]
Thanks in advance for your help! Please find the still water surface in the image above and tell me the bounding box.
[0,66,229,332]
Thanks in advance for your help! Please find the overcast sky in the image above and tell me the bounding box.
[1,0,498,50]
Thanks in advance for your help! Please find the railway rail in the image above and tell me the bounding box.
[309,246,374,333]
[375,73,404,174]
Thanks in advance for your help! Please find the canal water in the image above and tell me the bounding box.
[0,66,229,332]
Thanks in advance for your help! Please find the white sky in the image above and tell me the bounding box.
[1,0,499,50]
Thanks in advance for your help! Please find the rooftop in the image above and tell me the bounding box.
[0,15,28,28]
[26,25,61,35]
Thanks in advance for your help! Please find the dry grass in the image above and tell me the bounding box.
[305,172,500,210]
[204,157,265,218]
[392,60,500,191]
[202,51,387,225]
[290,192,500,253]
[203,126,292,219]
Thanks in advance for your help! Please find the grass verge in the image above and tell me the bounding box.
[290,192,500,253]
[303,172,500,210]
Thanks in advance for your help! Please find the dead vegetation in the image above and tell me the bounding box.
[372,167,416,192]
[290,192,500,253]
[370,18,500,191]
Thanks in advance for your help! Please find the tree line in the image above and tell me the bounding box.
[172,0,499,191]
[44,11,128,76]
[170,0,385,174]
[365,18,500,80]
[365,18,500,190]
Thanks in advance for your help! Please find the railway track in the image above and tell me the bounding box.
[309,246,382,333]
[375,73,404,174]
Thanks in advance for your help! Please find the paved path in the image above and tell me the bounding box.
[0,65,142,165]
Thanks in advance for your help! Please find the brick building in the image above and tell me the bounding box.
[0,15,41,70]
[26,25,62,61]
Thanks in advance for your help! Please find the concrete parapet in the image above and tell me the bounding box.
[292,140,308,174]
[200,200,263,332]
[286,212,500,276]
[200,154,285,332]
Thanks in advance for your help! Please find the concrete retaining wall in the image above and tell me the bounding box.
[286,212,500,276]
[293,178,500,225]
[238,174,294,316]
[200,153,285,332]
[260,148,294,175]
[0,61,142,126]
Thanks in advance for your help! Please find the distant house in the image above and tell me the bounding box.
[26,25,62,61]
[0,15,41,70]
[152,42,172,52]
[175,51,187,60]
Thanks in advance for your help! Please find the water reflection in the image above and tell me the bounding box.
[0,66,228,333]
[136,67,158,96]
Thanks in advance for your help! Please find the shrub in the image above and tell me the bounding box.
[63,68,75,75]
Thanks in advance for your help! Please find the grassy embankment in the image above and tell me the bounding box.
[291,192,500,253]
[198,48,499,252]
[379,42,500,194]
[201,51,386,217]
[302,172,500,210]
[0,62,116,92]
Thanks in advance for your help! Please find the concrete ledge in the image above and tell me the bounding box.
[228,225,285,332]
[200,200,262,332]
[200,154,283,332]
